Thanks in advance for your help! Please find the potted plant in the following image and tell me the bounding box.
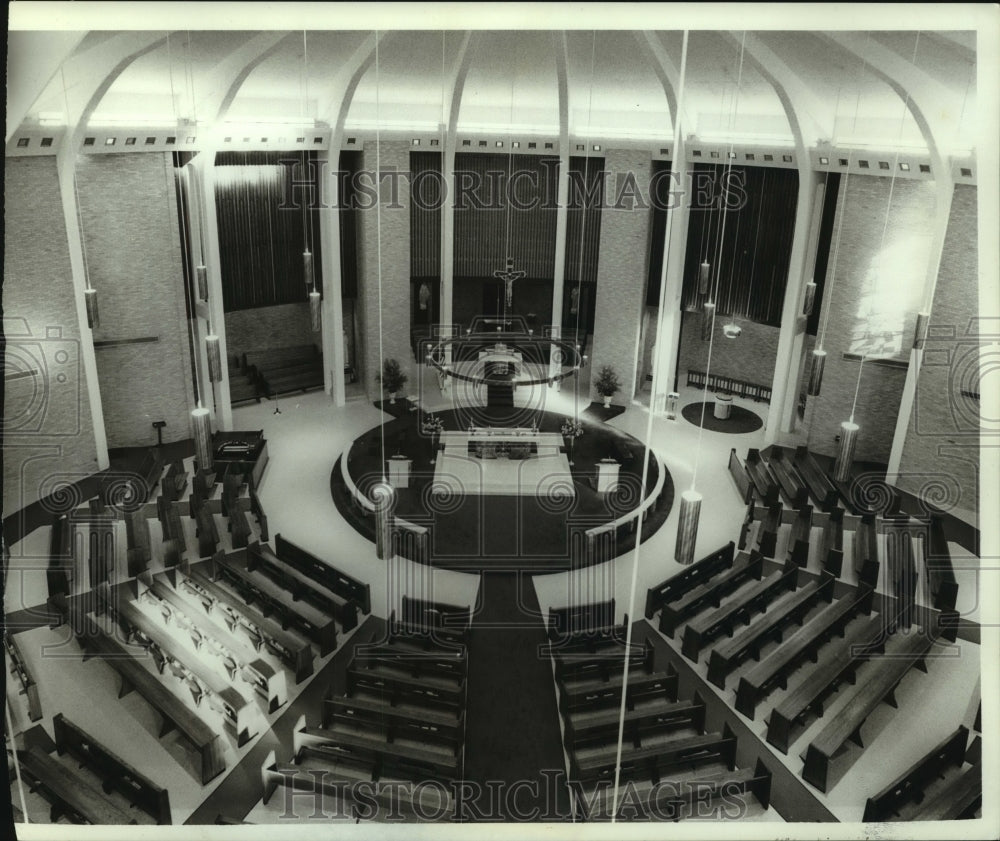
[376,358,408,404]
[421,412,444,463]
[593,365,621,408]
[561,418,584,466]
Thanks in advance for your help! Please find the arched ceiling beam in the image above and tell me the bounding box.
[634,32,680,132]
[209,31,296,123]
[820,31,955,168]
[319,31,393,131]
[6,30,86,142]
[727,30,830,145]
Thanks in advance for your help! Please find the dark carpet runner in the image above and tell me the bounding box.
[681,400,764,434]
[461,573,570,822]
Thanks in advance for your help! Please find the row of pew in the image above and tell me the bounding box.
[233,344,325,400]
[546,601,772,821]
[262,597,472,821]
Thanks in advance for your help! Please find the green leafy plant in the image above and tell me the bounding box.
[376,358,408,397]
[593,365,621,398]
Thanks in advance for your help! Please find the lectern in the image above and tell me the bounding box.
[387,455,412,489]
[597,458,620,493]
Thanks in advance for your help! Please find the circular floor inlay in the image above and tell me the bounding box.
[681,401,764,434]
[331,408,673,571]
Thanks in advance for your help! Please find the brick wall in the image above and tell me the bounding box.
[589,151,652,404]
[76,153,194,448]
[676,310,780,392]
[897,184,979,520]
[3,156,100,511]
[805,175,938,463]
[224,302,316,365]
[359,141,412,401]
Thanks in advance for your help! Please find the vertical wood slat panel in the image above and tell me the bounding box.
[678,163,799,327]
[409,151,442,280]
[453,153,559,280]
[214,151,323,312]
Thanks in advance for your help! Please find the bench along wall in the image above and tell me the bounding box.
[3,156,100,511]
[224,302,314,365]
[76,153,194,449]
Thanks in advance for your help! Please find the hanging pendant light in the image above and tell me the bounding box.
[84,287,100,329]
[191,405,213,471]
[807,348,827,395]
[913,312,929,349]
[205,334,223,382]
[674,489,703,565]
[309,289,322,332]
[698,260,711,295]
[303,248,314,287]
[802,280,817,316]
[196,264,208,300]
[701,301,715,341]
[834,421,859,482]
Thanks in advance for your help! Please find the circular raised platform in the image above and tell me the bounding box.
[332,408,673,572]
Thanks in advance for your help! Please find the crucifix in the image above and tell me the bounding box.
[494,258,525,309]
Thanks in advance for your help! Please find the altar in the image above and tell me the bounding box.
[433,426,574,497]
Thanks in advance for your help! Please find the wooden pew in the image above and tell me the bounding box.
[345,661,465,713]
[16,738,138,825]
[48,514,75,610]
[862,725,969,822]
[801,628,938,792]
[140,573,286,712]
[884,517,917,628]
[260,366,325,398]
[707,572,836,689]
[766,613,886,753]
[53,713,171,824]
[249,484,269,542]
[555,639,654,686]
[98,585,260,747]
[156,494,186,567]
[125,509,152,576]
[325,687,465,742]
[74,612,226,784]
[727,448,754,504]
[178,561,314,683]
[767,447,809,508]
[388,609,469,651]
[130,448,164,502]
[925,515,958,612]
[4,629,42,721]
[681,557,801,661]
[792,446,839,512]
[211,549,338,656]
[353,644,467,682]
[565,692,706,748]
[753,502,783,559]
[324,697,464,761]
[644,543,735,620]
[559,665,679,718]
[735,584,875,720]
[276,532,372,622]
[190,498,220,559]
[852,513,880,586]
[786,505,814,567]
[570,724,737,785]
[909,761,981,821]
[660,551,765,637]
[249,541,359,631]
[744,449,780,506]
[160,460,188,502]
[819,507,845,578]
[576,759,771,822]
[547,599,616,640]
[293,714,462,780]
[400,595,472,637]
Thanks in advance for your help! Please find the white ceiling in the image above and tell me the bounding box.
[8,27,981,155]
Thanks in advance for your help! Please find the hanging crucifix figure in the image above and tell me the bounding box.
[494,257,526,309]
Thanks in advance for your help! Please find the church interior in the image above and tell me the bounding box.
[4,5,997,837]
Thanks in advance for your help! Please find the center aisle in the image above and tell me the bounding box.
[461,573,570,822]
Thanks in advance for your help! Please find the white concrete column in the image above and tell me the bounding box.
[318,148,347,406]
[764,166,822,446]
[192,154,233,431]
[55,149,109,470]
[649,150,692,414]
[887,175,956,475]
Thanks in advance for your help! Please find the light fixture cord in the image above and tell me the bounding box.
[375,30,387,473]
[850,353,865,423]
[693,30,745,491]
[610,31,688,825]
[573,30,598,346]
